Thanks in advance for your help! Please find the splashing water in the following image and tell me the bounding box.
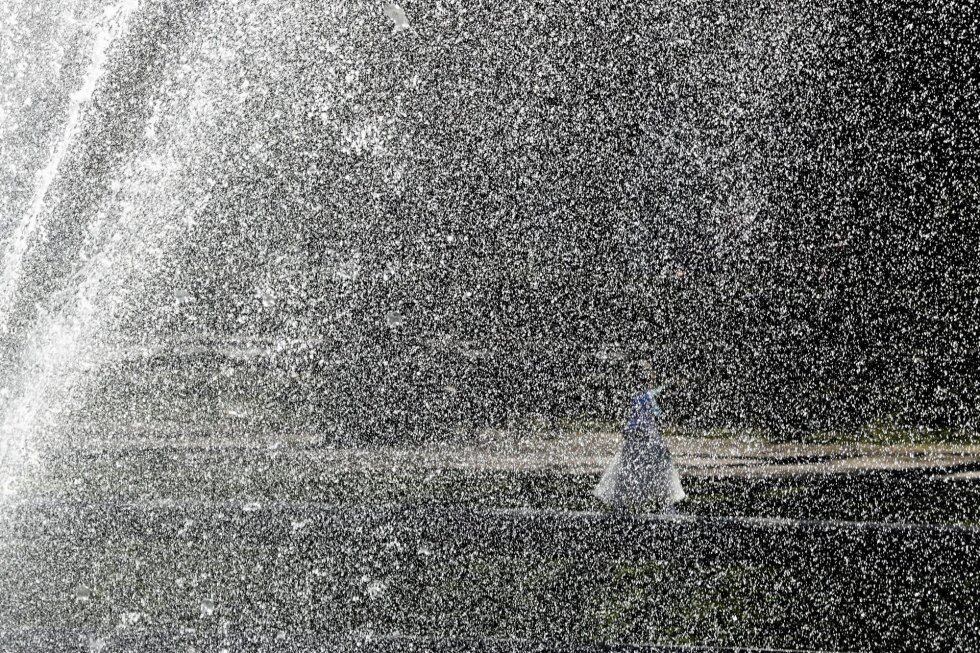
[0,1,141,498]
[0,0,346,497]
[0,1,139,335]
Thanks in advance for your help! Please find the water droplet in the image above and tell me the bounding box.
[88,636,107,653]
[255,287,275,308]
[366,580,387,600]
[385,310,405,328]
[291,519,310,533]
[383,3,411,31]
[173,288,194,304]
[119,611,142,627]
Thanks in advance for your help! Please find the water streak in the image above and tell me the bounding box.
[0,0,138,335]
[0,0,139,496]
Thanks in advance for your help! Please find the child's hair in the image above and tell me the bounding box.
[631,359,655,387]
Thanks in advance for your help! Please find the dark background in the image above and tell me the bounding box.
[16,0,974,439]
[277,0,977,437]
[236,0,978,437]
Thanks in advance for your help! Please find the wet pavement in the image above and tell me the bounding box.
[54,423,980,478]
[2,430,979,651]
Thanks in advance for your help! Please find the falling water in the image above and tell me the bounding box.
[0,1,138,335]
[0,0,354,497]
[0,1,141,498]
[0,2,974,649]
[0,1,825,499]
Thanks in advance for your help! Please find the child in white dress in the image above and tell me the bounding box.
[594,365,685,512]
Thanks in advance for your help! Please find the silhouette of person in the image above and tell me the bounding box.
[594,361,685,512]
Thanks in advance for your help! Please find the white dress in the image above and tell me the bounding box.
[594,387,685,509]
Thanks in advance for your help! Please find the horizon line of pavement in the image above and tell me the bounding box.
[1,498,975,536]
[0,629,850,653]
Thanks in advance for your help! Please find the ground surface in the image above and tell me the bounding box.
[2,426,979,652]
[55,422,980,478]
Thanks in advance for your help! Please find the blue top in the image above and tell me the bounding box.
[625,386,666,438]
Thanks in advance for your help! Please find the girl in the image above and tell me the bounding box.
[594,362,685,512]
